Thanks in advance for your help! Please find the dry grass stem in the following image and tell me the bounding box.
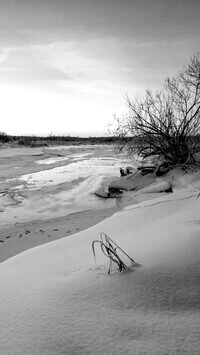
[92,232,135,274]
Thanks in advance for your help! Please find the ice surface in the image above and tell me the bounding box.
[2,145,135,224]
[18,157,126,189]
[35,156,70,165]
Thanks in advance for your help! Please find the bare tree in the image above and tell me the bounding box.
[113,53,200,170]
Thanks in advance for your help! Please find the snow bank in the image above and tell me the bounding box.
[140,179,172,193]
[0,174,200,354]
[109,171,156,191]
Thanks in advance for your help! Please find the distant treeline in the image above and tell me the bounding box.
[0,132,118,147]
[1,132,200,149]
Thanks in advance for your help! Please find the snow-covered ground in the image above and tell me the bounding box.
[0,169,200,354]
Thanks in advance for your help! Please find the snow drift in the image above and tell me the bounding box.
[0,173,200,354]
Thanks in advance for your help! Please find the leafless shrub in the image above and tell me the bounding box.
[112,53,200,171]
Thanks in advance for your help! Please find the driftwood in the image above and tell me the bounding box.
[120,166,134,177]
[138,162,171,176]
[137,165,156,175]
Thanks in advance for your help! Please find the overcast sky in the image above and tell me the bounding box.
[0,0,200,136]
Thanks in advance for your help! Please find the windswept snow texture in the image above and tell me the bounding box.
[0,186,200,354]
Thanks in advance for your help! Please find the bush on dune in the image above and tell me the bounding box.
[113,53,200,173]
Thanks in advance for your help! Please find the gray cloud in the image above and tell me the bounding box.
[0,48,73,83]
[0,0,200,47]
[0,0,199,95]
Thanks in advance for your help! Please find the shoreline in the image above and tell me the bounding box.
[0,206,119,264]
[0,190,167,264]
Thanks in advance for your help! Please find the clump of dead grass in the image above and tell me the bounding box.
[92,232,136,274]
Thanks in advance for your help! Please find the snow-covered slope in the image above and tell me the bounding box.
[0,178,200,354]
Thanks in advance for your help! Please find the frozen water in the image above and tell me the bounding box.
[3,146,134,221]
[35,152,93,165]
[36,156,70,165]
[19,157,127,189]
